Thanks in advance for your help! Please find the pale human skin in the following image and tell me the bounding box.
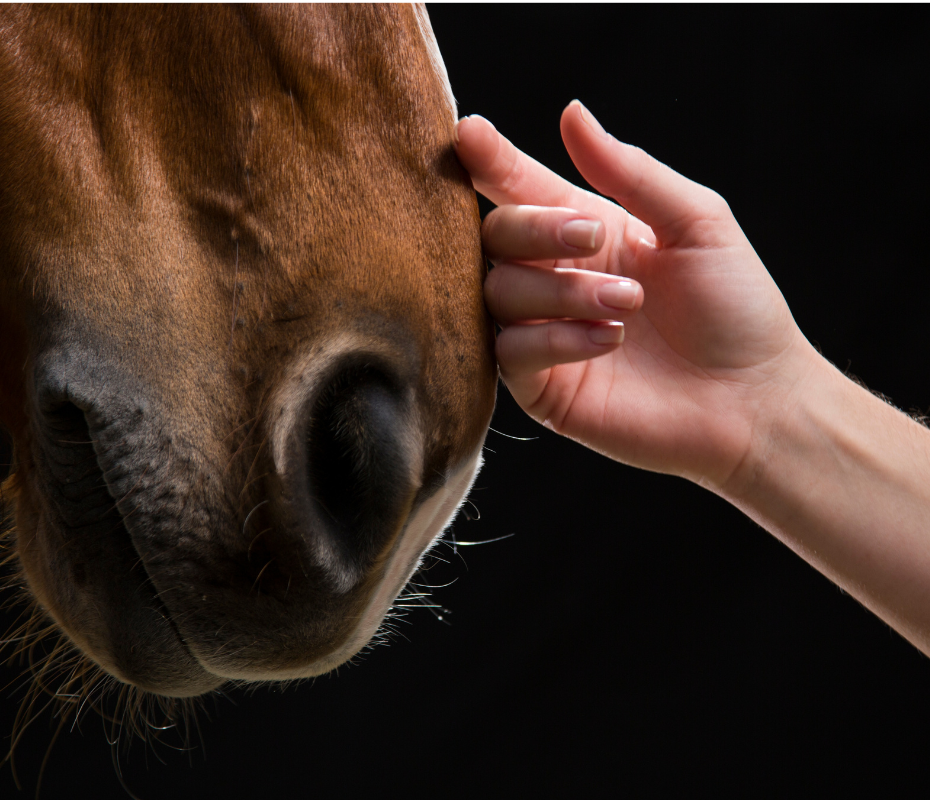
[454,100,930,656]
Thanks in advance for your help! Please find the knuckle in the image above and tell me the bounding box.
[498,153,525,196]
[544,323,557,359]
[553,274,574,308]
[703,189,732,219]
[626,146,650,196]
[546,321,574,357]
[555,271,585,311]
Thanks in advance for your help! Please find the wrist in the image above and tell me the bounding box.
[711,337,828,507]
[708,338,930,654]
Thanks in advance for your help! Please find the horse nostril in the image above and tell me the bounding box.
[305,364,419,568]
[42,399,85,431]
[36,400,114,515]
[41,400,90,447]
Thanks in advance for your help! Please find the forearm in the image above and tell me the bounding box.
[721,352,930,654]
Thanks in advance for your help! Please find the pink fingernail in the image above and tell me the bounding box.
[588,322,624,345]
[598,280,639,310]
[572,100,610,140]
[562,219,602,249]
[454,114,495,145]
[467,113,494,130]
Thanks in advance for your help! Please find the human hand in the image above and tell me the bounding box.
[455,102,820,490]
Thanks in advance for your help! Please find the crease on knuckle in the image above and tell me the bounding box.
[497,151,526,196]
[553,273,574,313]
[558,271,586,314]
[544,322,557,363]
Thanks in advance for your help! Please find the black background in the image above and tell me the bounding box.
[3,6,930,798]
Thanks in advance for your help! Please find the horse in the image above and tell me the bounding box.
[0,1,495,724]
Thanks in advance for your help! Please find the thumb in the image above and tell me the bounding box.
[560,101,730,247]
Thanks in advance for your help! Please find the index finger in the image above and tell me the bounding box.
[455,114,615,218]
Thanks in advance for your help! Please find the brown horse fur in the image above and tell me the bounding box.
[0,1,495,721]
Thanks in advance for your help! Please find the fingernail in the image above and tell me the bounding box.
[572,100,610,140]
[453,118,463,145]
[598,280,639,311]
[467,113,494,130]
[562,219,602,249]
[588,322,624,345]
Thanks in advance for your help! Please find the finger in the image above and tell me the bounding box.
[560,101,731,246]
[482,205,606,264]
[486,264,643,324]
[497,320,624,377]
[455,114,614,216]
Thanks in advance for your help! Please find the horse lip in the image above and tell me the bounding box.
[27,393,224,696]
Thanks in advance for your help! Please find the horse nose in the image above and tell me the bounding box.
[271,357,424,594]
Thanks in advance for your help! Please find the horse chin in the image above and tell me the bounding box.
[12,478,225,698]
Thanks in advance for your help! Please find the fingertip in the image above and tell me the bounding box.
[562,99,610,142]
[559,102,625,192]
[563,99,584,123]
[561,105,717,244]
[454,114,500,175]
[458,113,494,130]
[587,321,625,346]
[454,115,496,149]
[562,99,585,121]
[597,279,643,312]
[561,218,604,251]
